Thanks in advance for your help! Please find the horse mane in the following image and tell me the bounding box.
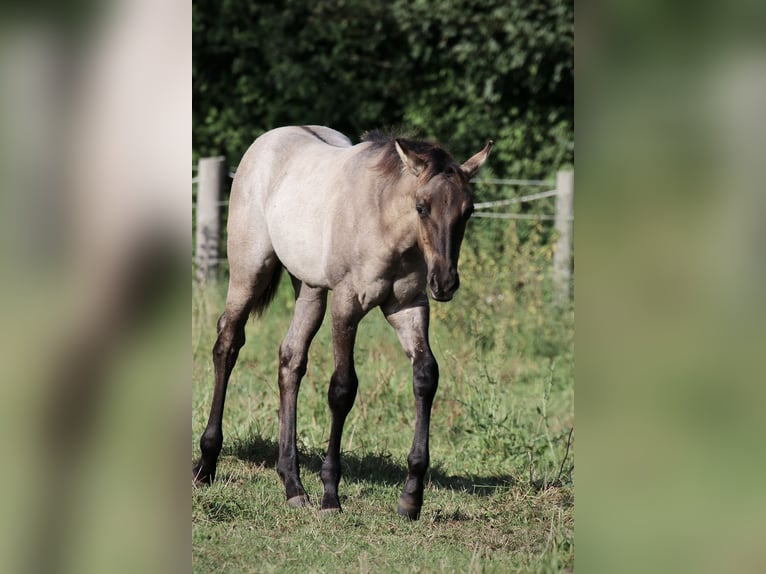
[361,130,460,182]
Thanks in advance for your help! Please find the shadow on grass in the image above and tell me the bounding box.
[225,433,517,497]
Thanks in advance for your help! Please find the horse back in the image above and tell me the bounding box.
[229,126,368,289]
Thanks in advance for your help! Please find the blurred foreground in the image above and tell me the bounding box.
[577,1,766,572]
[0,1,189,573]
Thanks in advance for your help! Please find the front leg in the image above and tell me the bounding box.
[383,295,438,520]
[320,292,364,513]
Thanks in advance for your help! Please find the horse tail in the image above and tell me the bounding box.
[251,261,284,318]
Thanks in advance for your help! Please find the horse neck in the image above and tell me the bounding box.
[377,175,421,256]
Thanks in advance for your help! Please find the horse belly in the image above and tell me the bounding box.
[265,193,332,288]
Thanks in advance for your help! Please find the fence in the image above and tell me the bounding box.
[193,157,573,304]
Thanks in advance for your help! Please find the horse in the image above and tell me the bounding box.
[193,125,492,519]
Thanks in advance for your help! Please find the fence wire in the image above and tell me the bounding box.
[473,212,572,221]
[474,189,558,210]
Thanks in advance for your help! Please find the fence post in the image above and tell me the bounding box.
[195,156,225,284]
[553,170,574,306]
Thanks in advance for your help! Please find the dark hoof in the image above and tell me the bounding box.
[286,495,312,508]
[192,461,214,486]
[320,493,341,514]
[397,498,421,521]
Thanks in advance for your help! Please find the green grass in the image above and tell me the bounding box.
[192,231,574,573]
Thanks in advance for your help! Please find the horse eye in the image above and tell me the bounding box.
[416,204,426,218]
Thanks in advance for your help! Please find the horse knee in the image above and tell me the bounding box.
[279,342,308,379]
[328,368,358,414]
[413,354,438,400]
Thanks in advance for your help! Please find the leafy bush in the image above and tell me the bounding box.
[193,0,573,180]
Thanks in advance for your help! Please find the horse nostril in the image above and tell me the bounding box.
[442,272,458,295]
[427,268,460,300]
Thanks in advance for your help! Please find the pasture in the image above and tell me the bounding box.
[192,218,574,572]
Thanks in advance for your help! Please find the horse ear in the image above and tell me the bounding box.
[395,139,425,176]
[461,140,494,179]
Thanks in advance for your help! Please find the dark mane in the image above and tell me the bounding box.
[362,130,460,182]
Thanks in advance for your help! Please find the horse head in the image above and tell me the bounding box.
[395,138,493,301]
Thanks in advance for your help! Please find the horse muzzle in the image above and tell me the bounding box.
[427,268,460,302]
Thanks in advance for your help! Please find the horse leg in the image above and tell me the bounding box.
[320,292,363,513]
[193,262,280,485]
[383,296,438,520]
[277,279,327,507]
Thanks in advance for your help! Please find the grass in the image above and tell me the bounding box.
[192,228,574,572]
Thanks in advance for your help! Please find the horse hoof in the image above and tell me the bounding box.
[286,495,312,508]
[319,507,341,517]
[397,500,421,521]
[192,462,213,486]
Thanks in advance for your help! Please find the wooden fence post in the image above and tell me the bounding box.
[553,170,574,306]
[195,156,225,284]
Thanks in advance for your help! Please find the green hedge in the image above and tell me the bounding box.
[193,0,573,182]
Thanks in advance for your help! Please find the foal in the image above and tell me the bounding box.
[194,126,492,519]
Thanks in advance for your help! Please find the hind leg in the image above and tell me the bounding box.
[277,278,327,506]
[193,257,281,485]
